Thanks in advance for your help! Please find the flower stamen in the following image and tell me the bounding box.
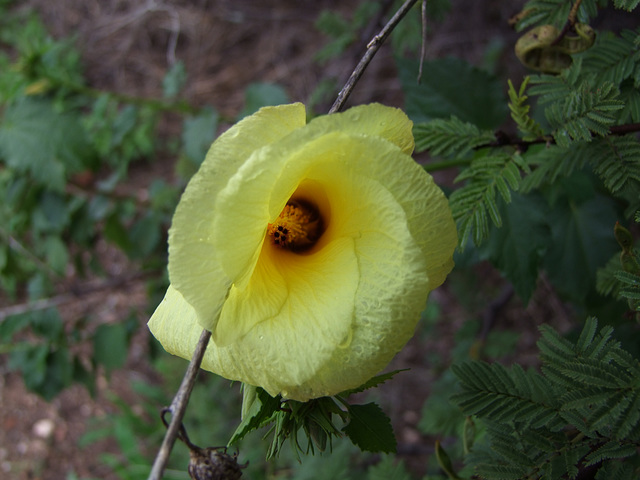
[268,199,323,251]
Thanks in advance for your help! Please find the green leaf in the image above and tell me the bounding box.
[0,98,93,191]
[162,60,187,98]
[546,81,624,148]
[413,116,495,156]
[181,106,218,165]
[479,192,551,302]
[542,188,621,303]
[397,56,507,129]
[339,369,409,396]
[343,403,396,453]
[31,191,72,234]
[419,370,465,437]
[127,212,162,259]
[239,83,290,119]
[43,235,68,275]
[93,323,128,373]
[103,212,131,251]
[9,342,72,400]
[228,388,281,445]
[0,313,31,341]
[613,0,640,10]
[367,456,412,480]
[31,308,64,341]
[450,152,527,248]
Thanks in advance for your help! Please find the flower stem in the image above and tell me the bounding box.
[147,329,211,480]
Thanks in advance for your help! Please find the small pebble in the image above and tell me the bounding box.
[33,418,55,439]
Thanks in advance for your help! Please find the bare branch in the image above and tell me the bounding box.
[148,328,212,480]
[329,0,420,113]
[417,0,428,84]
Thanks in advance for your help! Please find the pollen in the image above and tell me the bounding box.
[267,199,323,251]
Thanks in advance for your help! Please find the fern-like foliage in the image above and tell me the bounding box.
[519,126,640,208]
[590,134,640,198]
[452,318,640,480]
[579,29,640,85]
[615,270,640,307]
[507,77,546,141]
[516,0,606,30]
[614,0,640,11]
[596,252,626,297]
[449,152,529,248]
[528,62,582,105]
[545,81,624,147]
[413,116,495,157]
[520,142,589,193]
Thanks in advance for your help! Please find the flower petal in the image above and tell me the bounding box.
[168,103,306,332]
[310,103,415,155]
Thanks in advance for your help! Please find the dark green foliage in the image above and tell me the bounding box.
[314,2,380,63]
[541,186,621,303]
[478,192,551,302]
[0,9,195,401]
[451,318,640,480]
[413,116,496,157]
[397,57,508,128]
[545,81,623,147]
[412,17,640,312]
[449,152,529,248]
[229,371,404,460]
[515,0,609,30]
[507,78,546,141]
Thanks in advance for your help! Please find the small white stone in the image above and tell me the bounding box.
[33,418,55,439]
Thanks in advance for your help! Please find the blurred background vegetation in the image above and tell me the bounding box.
[1,0,639,479]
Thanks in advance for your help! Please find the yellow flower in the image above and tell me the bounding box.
[148,103,457,402]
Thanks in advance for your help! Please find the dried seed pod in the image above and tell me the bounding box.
[188,446,246,480]
[160,408,247,480]
[515,23,595,73]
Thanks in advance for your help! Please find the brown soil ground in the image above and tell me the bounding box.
[1,1,579,479]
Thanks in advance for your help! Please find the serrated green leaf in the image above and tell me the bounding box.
[479,192,550,302]
[542,188,621,303]
[0,98,94,191]
[397,57,507,129]
[339,369,409,396]
[343,403,396,453]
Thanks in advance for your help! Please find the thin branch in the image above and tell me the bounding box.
[417,0,428,84]
[148,328,212,480]
[329,0,420,113]
[551,0,583,47]
[478,123,640,152]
